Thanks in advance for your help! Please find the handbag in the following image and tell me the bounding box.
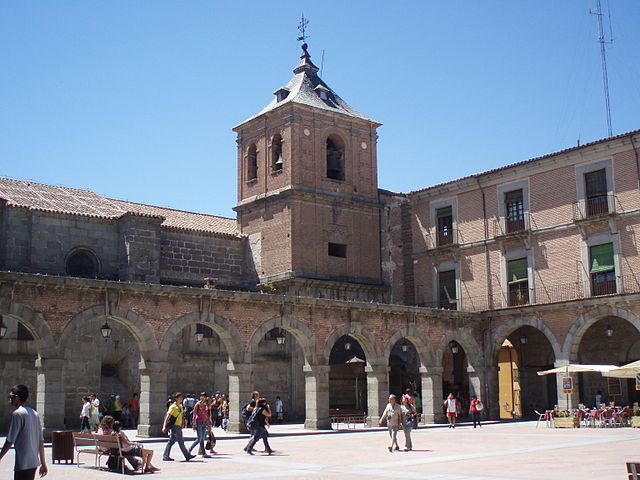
[475,401,484,412]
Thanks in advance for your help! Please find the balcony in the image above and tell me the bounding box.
[493,213,530,238]
[573,194,620,221]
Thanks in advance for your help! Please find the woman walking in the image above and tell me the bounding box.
[401,394,416,451]
[379,394,403,452]
[444,393,460,428]
[80,396,92,432]
[470,395,483,428]
[188,392,211,458]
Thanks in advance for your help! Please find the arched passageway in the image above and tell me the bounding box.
[329,335,367,410]
[388,338,420,400]
[442,340,469,412]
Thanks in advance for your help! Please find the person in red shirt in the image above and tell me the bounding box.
[469,395,483,428]
[129,393,139,428]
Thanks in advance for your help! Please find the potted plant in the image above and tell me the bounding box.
[553,410,579,428]
[632,403,640,428]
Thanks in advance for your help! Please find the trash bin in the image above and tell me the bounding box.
[51,430,74,464]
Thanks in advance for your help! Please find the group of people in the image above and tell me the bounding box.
[97,415,160,473]
[443,393,484,429]
[379,393,418,452]
[79,392,140,433]
[171,392,229,431]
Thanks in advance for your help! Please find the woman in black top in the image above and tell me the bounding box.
[243,398,273,455]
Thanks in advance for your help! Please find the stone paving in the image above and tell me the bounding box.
[1,421,639,479]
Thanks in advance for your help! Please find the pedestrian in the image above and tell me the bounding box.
[80,396,92,432]
[444,392,461,428]
[0,384,48,480]
[183,394,196,428]
[210,393,220,428]
[113,395,123,422]
[242,391,260,452]
[97,415,114,435]
[404,388,415,406]
[244,398,274,455]
[274,396,284,423]
[401,394,416,451]
[105,395,115,418]
[470,395,483,428]
[129,393,139,428]
[188,392,211,458]
[379,394,403,452]
[90,394,101,431]
[220,394,229,431]
[162,392,195,462]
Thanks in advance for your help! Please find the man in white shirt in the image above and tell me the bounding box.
[0,384,48,480]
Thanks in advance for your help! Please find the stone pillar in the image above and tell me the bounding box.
[420,366,444,424]
[554,359,580,410]
[227,363,252,433]
[366,365,389,426]
[483,365,500,420]
[137,360,168,437]
[303,365,331,429]
[36,357,66,439]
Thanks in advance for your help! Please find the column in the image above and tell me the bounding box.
[35,357,66,439]
[303,365,331,429]
[366,365,389,426]
[554,359,580,410]
[420,366,444,424]
[137,360,168,437]
[482,365,500,420]
[227,363,252,433]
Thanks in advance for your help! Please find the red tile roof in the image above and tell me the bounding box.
[0,177,239,237]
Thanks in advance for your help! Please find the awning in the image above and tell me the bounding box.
[604,360,640,378]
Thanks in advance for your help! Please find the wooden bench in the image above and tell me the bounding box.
[627,462,640,480]
[72,432,143,474]
[329,409,368,429]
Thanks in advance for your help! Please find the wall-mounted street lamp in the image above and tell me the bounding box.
[100,321,112,340]
[275,329,286,345]
[402,341,409,352]
[345,341,352,351]
[195,331,205,344]
[605,325,613,337]
[0,316,7,339]
[520,335,528,345]
[449,341,459,354]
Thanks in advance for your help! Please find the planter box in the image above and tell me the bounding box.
[554,416,579,428]
[632,417,640,428]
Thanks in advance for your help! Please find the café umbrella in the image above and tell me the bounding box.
[537,364,618,410]
[605,360,640,379]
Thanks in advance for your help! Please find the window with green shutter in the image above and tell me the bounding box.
[590,243,616,296]
[436,206,453,246]
[507,258,529,306]
[438,270,457,310]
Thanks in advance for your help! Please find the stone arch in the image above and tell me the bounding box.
[160,311,243,366]
[0,297,57,356]
[383,326,436,367]
[563,305,640,361]
[322,324,382,366]
[435,328,483,370]
[491,316,561,364]
[245,315,318,366]
[58,304,157,358]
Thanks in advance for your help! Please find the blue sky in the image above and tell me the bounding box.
[2,1,639,218]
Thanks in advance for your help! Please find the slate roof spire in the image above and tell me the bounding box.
[236,42,379,127]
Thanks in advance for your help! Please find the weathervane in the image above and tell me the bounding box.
[297,14,309,43]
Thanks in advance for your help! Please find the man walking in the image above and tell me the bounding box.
[162,392,195,462]
[0,384,48,480]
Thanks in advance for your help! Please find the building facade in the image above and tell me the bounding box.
[1,43,640,435]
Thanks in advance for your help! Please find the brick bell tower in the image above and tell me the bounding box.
[233,43,386,302]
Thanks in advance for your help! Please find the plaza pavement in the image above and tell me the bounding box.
[1,420,639,479]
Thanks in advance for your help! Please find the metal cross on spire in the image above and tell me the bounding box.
[297,14,309,43]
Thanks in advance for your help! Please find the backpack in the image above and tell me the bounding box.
[246,407,260,429]
[241,402,252,419]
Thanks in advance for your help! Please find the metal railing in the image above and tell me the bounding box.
[573,194,620,221]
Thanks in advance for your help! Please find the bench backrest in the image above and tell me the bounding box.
[93,433,122,451]
[72,432,97,447]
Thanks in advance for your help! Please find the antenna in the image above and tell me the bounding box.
[590,0,614,137]
[297,14,309,43]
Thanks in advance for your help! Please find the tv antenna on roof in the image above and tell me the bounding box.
[590,0,614,137]
[297,14,309,43]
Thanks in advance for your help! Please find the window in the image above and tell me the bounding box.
[438,270,457,310]
[507,258,529,306]
[271,135,283,172]
[66,249,98,277]
[590,243,616,295]
[326,136,345,180]
[436,206,454,246]
[328,242,347,258]
[505,189,525,233]
[585,169,608,217]
[247,144,258,181]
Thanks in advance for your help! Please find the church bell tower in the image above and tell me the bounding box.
[233,43,386,302]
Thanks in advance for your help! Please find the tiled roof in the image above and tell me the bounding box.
[238,44,379,126]
[408,128,640,196]
[0,177,239,237]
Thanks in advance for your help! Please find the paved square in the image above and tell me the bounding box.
[1,422,638,479]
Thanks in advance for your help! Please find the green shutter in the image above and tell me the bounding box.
[590,243,614,273]
[508,258,528,284]
[439,271,456,303]
[436,206,452,219]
